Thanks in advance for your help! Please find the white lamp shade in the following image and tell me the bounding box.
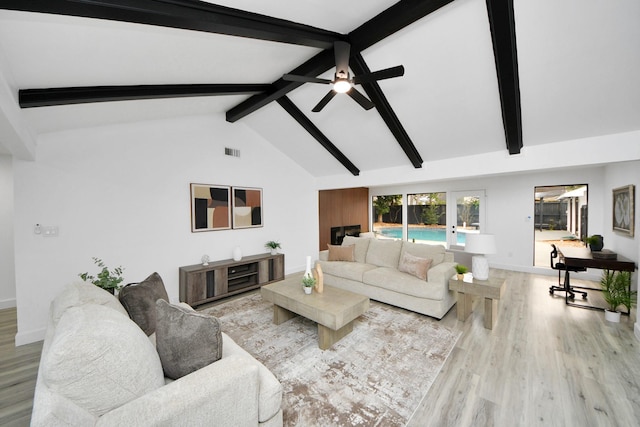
[465,233,497,255]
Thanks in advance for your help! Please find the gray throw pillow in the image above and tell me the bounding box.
[118,272,169,336]
[155,299,223,380]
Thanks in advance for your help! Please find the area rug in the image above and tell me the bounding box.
[203,292,461,427]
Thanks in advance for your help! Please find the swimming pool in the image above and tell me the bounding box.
[378,227,467,244]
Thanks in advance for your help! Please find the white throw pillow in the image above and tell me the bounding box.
[43,304,165,416]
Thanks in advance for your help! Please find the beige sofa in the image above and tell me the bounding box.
[319,236,457,319]
[31,281,283,426]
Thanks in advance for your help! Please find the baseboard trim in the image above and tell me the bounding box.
[0,298,16,310]
[15,327,45,347]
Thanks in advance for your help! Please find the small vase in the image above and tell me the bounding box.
[232,247,242,261]
[304,255,313,279]
[457,273,464,280]
[270,248,278,255]
[303,286,312,295]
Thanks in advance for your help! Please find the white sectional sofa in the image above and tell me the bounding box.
[31,281,283,426]
[319,235,457,319]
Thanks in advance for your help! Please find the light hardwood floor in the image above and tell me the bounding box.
[408,270,640,427]
[1,270,638,426]
[0,307,42,427]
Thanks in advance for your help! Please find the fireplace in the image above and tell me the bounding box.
[330,225,361,245]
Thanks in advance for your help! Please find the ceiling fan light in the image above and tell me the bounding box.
[333,80,351,94]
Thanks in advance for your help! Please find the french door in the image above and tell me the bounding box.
[446,190,485,248]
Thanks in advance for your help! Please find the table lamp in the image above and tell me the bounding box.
[465,234,496,281]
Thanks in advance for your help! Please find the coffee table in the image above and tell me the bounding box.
[261,273,370,350]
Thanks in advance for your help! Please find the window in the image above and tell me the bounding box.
[372,195,403,239]
[407,192,446,246]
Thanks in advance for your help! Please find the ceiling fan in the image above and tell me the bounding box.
[283,41,405,112]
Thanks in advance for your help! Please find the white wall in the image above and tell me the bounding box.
[602,161,640,338]
[13,115,318,345]
[0,154,16,308]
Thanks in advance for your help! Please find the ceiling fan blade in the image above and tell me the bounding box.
[334,41,351,77]
[352,65,405,85]
[282,74,331,84]
[347,88,375,110]
[312,91,337,112]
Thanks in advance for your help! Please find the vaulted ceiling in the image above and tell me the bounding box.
[0,0,639,177]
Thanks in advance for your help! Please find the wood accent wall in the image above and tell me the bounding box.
[318,187,369,251]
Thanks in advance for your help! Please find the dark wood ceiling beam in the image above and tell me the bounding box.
[348,0,454,52]
[226,49,336,122]
[351,54,423,168]
[485,0,522,155]
[226,0,454,122]
[19,84,271,108]
[0,0,341,49]
[276,96,360,176]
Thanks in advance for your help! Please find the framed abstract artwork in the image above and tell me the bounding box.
[190,184,231,232]
[612,185,635,236]
[233,187,263,229]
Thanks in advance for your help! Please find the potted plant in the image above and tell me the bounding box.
[600,269,636,322]
[585,235,604,252]
[79,257,124,294]
[454,264,468,280]
[617,271,637,314]
[302,275,316,294]
[265,240,281,255]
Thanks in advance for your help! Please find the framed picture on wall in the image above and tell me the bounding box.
[612,184,635,236]
[232,187,263,229]
[190,183,231,232]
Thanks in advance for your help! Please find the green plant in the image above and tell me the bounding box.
[265,240,281,250]
[585,235,599,245]
[79,257,124,293]
[373,195,402,223]
[455,264,468,274]
[302,275,316,288]
[600,270,636,312]
[585,234,604,251]
[615,271,636,312]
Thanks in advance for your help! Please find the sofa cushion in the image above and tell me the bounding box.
[51,281,128,326]
[398,252,433,280]
[363,267,448,300]
[365,239,403,268]
[401,241,446,266]
[42,304,165,417]
[327,244,355,262]
[319,260,378,282]
[342,235,371,263]
[155,299,223,380]
[119,272,169,336]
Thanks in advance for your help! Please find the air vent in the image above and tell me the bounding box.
[225,147,240,158]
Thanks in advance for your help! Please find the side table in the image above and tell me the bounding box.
[448,274,505,329]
